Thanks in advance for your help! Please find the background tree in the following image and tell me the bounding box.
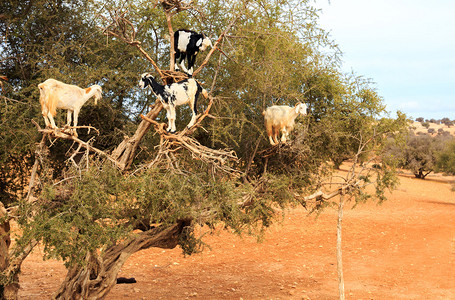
[0,0,408,299]
[386,134,454,179]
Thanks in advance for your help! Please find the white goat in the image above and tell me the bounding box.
[38,78,102,136]
[263,103,308,145]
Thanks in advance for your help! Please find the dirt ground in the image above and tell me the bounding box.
[17,171,455,299]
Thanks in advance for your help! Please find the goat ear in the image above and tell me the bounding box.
[196,38,203,47]
[85,87,92,94]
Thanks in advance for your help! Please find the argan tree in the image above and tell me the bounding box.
[387,133,454,179]
[1,0,408,299]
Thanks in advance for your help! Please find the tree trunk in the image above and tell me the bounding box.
[111,100,163,171]
[165,12,175,71]
[53,219,191,300]
[0,203,20,300]
[414,168,431,179]
[0,206,23,300]
[336,195,345,300]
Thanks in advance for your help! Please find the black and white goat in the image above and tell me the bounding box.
[173,29,212,75]
[139,73,208,133]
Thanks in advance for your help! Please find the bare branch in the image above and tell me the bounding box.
[140,111,241,176]
[111,100,163,171]
[99,9,165,78]
[159,0,194,14]
[32,120,123,169]
[193,13,241,76]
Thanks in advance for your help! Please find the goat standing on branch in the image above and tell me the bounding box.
[170,29,212,75]
[38,79,102,137]
[139,73,208,133]
[263,103,308,145]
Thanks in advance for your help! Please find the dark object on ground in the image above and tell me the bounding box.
[116,277,137,284]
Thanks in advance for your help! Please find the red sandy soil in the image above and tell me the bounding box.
[17,173,455,299]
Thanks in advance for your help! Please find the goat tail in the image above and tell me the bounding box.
[202,88,208,99]
[194,79,208,99]
[38,82,44,97]
[47,92,58,117]
[38,83,46,113]
[38,83,57,116]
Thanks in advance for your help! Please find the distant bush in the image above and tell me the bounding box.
[416,117,424,123]
[422,121,430,129]
[441,117,451,125]
[428,128,436,134]
[436,140,455,175]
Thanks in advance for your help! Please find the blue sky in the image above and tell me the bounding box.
[314,0,455,120]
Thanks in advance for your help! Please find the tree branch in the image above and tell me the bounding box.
[193,13,240,76]
[140,106,241,176]
[32,120,123,169]
[99,10,165,79]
